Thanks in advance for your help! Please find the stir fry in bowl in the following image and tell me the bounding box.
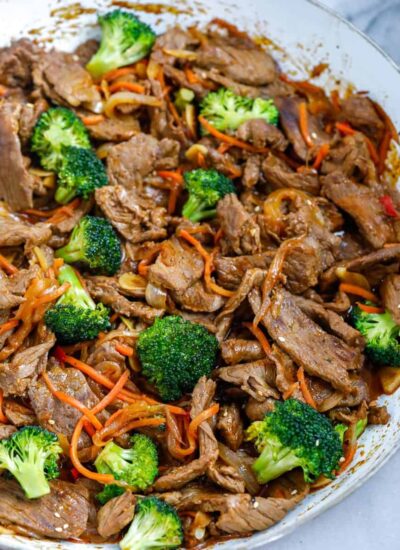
[0,8,398,548]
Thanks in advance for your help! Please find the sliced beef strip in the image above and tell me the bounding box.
[245,397,276,421]
[0,264,40,309]
[0,103,35,210]
[0,478,89,540]
[97,492,136,539]
[85,276,164,323]
[215,251,274,289]
[368,405,390,425]
[18,97,49,146]
[171,280,226,313]
[236,119,288,150]
[33,51,101,111]
[249,287,361,393]
[0,217,51,246]
[148,236,204,293]
[262,153,320,195]
[270,345,304,402]
[380,274,400,324]
[107,133,180,188]
[217,360,279,401]
[340,95,384,141]
[195,38,276,85]
[242,155,262,188]
[321,133,376,183]
[150,26,197,66]
[0,423,17,439]
[0,336,55,397]
[73,39,99,66]
[216,268,266,322]
[322,172,396,248]
[85,116,140,142]
[220,338,264,364]
[95,185,168,244]
[0,276,25,309]
[0,39,39,87]
[217,404,244,451]
[217,193,261,255]
[3,400,36,426]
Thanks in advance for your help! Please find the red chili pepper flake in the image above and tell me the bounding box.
[379,195,399,218]
[70,467,80,481]
[53,345,67,363]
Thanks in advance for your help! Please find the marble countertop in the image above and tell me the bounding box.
[268,7,400,550]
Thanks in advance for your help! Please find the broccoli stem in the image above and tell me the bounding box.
[54,185,76,205]
[182,195,217,222]
[252,444,302,484]
[56,229,85,264]
[57,265,96,310]
[13,463,51,499]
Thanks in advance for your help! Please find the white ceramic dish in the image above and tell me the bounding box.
[0,0,399,548]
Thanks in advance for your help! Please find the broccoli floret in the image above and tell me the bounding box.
[182,168,236,222]
[96,484,125,505]
[95,434,158,491]
[200,87,279,132]
[55,146,108,204]
[120,496,183,550]
[246,399,343,484]
[0,426,62,499]
[55,215,122,276]
[86,10,156,79]
[31,107,91,171]
[350,305,400,366]
[137,315,218,402]
[44,264,110,344]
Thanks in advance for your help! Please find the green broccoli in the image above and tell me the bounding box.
[55,216,122,276]
[350,304,400,366]
[44,264,110,344]
[96,484,125,505]
[182,168,236,222]
[55,146,108,204]
[246,399,343,484]
[95,434,158,491]
[200,87,279,132]
[335,418,368,442]
[31,107,91,171]
[120,496,183,550]
[0,426,62,499]
[86,10,156,79]
[137,315,218,402]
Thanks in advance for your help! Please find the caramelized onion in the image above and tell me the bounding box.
[118,273,147,297]
[145,282,167,309]
[379,367,400,394]
[335,267,371,290]
[218,443,260,495]
[104,91,162,118]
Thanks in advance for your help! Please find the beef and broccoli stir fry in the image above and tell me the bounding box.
[0,8,398,548]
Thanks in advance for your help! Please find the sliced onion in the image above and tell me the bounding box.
[118,273,147,297]
[96,142,114,159]
[218,442,260,495]
[104,91,162,118]
[163,48,198,60]
[147,60,161,80]
[335,267,371,290]
[185,143,208,162]
[145,282,167,309]
[379,367,400,394]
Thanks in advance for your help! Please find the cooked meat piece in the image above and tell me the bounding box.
[0,478,89,539]
[0,103,35,210]
[149,236,204,293]
[0,423,17,439]
[245,397,276,421]
[316,376,369,413]
[163,64,210,97]
[86,116,140,142]
[97,492,135,538]
[49,197,93,236]
[216,268,266,322]
[106,133,180,188]
[95,185,168,244]
[217,194,261,255]
[0,336,54,397]
[271,345,304,401]
[322,173,396,248]
[18,98,49,145]
[242,155,262,188]
[368,405,390,425]
[195,39,276,85]
[249,288,361,393]
[215,251,274,289]
[0,39,38,87]
[151,26,196,66]
[217,404,244,451]
[380,274,400,324]
[85,276,164,322]
[236,119,288,150]
[172,281,226,313]
[321,133,376,183]
[149,80,189,144]
[220,338,264,364]
[292,294,364,348]
[33,51,101,110]
[0,276,24,309]
[217,360,279,401]
[340,95,384,141]
[262,153,320,195]
[4,400,36,426]
[74,39,99,66]
[0,217,50,246]
[28,365,99,442]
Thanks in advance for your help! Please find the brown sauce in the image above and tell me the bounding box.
[110,1,193,16]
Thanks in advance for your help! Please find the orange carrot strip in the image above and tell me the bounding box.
[47,198,81,224]
[356,302,384,314]
[335,121,356,136]
[298,102,314,148]
[0,390,8,424]
[22,208,54,218]
[243,321,271,355]
[282,382,299,400]
[364,137,379,165]
[108,81,146,94]
[0,253,18,275]
[103,66,137,82]
[330,90,341,111]
[378,130,392,175]
[30,282,70,309]
[157,171,184,184]
[0,319,19,335]
[115,343,134,357]
[371,100,399,143]
[188,403,219,440]
[338,443,357,474]
[80,114,105,126]
[198,116,269,154]
[92,370,130,415]
[312,143,330,169]
[0,85,8,97]
[339,283,379,303]
[297,367,317,409]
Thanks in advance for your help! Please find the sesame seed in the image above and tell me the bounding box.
[55,527,62,533]
[339,456,345,463]
[195,528,205,540]
[253,501,259,508]
[63,524,69,529]
[48,419,55,425]
[54,512,60,518]
[291,489,298,495]
[315,439,320,447]
[278,336,285,342]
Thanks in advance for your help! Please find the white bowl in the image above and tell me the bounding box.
[0,1,399,548]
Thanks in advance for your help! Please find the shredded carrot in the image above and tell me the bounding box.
[52,258,64,277]
[339,283,379,303]
[279,74,325,97]
[108,81,146,94]
[196,152,206,167]
[137,245,162,278]
[298,102,314,148]
[82,420,96,438]
[312,143,330,169]
[102,66,137,82]
[364,137,379,165]
[157,170,183,184]
[330,89,341,111]
[115,343,134,357]
[243,322,271,355]
[22,208,54,218]
[282,382,299,400]
[356,302,384,314]
[198,116,269,154]
[335,121,356,136]
[214,227,223,245]
[337,443,357,474]
[378,130,392,175]
[0,253,18,275]
[0,84,8,97]
[297,367,317,409]
[157,171,184,214]
[370,100,399,143]
[29,281,70,309]
[92,370,130,416]
[0,390,8,424]
[188,403,219,440]
[47,198,81,224]
[0,318,19,335]
[80,114,105,126]
[184,65,200,84]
